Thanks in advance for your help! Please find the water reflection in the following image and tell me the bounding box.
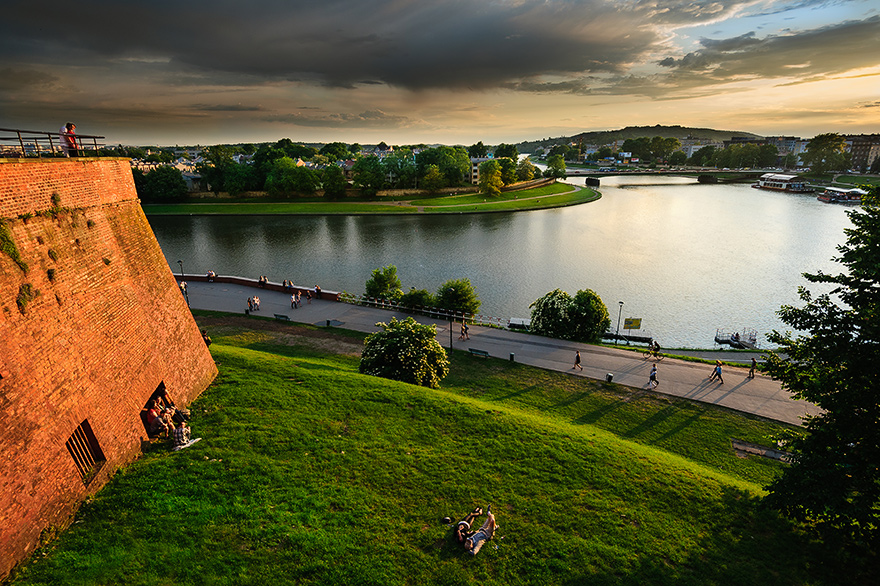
[149,176,852,348]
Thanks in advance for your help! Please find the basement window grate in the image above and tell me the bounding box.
[65,420,106,485]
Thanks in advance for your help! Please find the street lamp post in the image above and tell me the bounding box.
[447,288,455,349]
[616,301,624,345]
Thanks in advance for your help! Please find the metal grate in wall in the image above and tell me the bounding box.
[65,420,106,484]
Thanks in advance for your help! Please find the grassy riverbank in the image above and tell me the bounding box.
[9,316,863,585]
[142,183,597,215]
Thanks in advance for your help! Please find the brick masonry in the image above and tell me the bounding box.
[0,158,217,578]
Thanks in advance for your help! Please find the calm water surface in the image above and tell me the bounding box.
[148,176,853,348]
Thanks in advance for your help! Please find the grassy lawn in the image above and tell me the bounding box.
[834,175,880,187]
[141,183,594,215]
[9,317,861,585]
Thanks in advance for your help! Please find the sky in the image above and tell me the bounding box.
[1,0,879,147]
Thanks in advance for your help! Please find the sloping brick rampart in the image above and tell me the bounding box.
[0,158,217,578]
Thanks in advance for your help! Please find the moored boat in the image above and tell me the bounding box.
[714,328,758,349]
[817,186,866,204]
[751,173,813,193]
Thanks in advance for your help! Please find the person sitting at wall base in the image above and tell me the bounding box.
[172,421,202,451]
[146,400,173,437]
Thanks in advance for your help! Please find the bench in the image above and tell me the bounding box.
[274,314,290,321]
[468,348,490,358]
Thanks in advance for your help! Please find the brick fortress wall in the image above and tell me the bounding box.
[0,158,218,578]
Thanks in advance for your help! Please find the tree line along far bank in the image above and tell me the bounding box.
[129,140,564,202]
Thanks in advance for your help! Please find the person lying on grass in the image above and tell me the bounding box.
[454,507,484,545]
[462,506,498,556]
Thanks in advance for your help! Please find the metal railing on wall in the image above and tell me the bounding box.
[0,127,106,158]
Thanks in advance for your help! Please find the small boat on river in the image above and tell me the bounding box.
[817,186,865,204]
[715,328,758,349]
[751,173,813,193]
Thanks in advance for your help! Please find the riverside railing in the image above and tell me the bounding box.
[0,127,106,158]
[339,293,518,329]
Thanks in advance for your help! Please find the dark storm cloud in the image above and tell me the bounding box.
[0,0,754,91]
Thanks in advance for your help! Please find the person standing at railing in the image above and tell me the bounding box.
[59,122,78,157]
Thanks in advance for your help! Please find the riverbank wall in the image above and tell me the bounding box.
[0,158,217,579]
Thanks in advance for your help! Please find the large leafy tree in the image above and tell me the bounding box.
[381,149,418,189]
[530,288,610,343]
[352,155,385,196]
[421,164,446,193]
[321,164,348,199]
[763,185,880,545]
[320,142,350,161]
[478,159,502,196]
[494,143,518,161]
[359,317,449,388]
[468,141,488,158]
[365,265,403,301]
[516,157,536,182]
[546,154,567,178]
[498,157,517,185]
[801,133,851,175]
[264,157,320,197]
[138,165,188,202]
[435,278,481,316]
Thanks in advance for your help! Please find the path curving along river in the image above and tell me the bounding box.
[148,175,853,348]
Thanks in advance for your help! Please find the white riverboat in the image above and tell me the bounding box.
[751,173,813,193]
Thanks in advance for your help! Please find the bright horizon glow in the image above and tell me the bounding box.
[1,1,878,146]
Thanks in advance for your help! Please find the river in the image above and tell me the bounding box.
[147,175,853,348]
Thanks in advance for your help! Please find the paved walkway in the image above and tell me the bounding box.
[180,280,820,426]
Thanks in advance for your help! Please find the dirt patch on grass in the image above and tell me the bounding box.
[195,314,364,356]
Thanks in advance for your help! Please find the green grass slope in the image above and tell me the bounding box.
[9,330,842,585]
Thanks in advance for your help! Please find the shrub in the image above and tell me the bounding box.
[359,317,449,388]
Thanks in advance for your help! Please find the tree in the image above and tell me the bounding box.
[668,150,688,165]
[801,133,851,175]
[763,185,880,546]
[196,145,235,194]
[382,149,417,189]
[224,163,259,197]
[468,141,488,158]
[365,265,403,301]
[529,288,610,343]
[688,145,717,167]
[416,146,471,186]
[139,165,188,202]
[494,143,518,161]
[546,154,566,178]
[352,155,385,196]
[782,152,800,169]
[321,165,348,199]
[570,289,611,343]
[548,144,571,159]
[400,288,434,309]
[264,157,320,197]
[359,317,449,388]
[498,157,517,185]
[478,160,503,196]
[435,278,481,316]
[516,158,536,182]
[421,164,446,193]
[320,142,350,161]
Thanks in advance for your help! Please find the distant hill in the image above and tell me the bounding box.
[517,125,763,152]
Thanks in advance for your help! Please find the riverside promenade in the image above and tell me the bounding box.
[179,278,820,426]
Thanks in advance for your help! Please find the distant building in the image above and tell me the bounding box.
[847,134,880,171]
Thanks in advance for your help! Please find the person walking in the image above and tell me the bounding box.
[708,361,724,384]
[748,357,757,379]
[573,350,583,370]
[649,364,658,388]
